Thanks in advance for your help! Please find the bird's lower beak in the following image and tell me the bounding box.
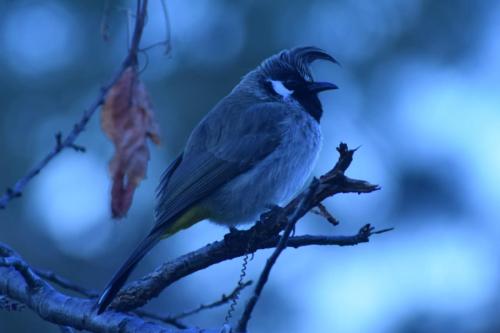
[307,81,338,93]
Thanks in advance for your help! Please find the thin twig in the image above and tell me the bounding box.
[100,0,111,41]
[33,266,191,329]
[285,225,394,248]
[33,268,98,298]
[311,202,339,226]
[236,181,320,332]
[127,0,148,64]
[0,257,42,289]
[175,280,252,320]
[0,0,150,211]
[55,132,86,152]
[160,0,172,54]
[136,281,252,329]
[126,8,132,49]
[140,0,172,53]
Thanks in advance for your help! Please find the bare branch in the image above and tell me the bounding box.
[110,143,383,312]
[235,144,384,332]
[0,256,42,289]
[237,179,319,332]
[178,280,252,320]
[127,0,148,65]
[0,242,223,333]
[160,0,173,54]
[33,268,98,298]
[140,0,172,53]
[100,0,111,42]
[311,202,339,226]
[0,0,150,211]
[136,281,252,328]
[286,225,393,248]
[33,267,199,330]
[55,132,86,152]
[0,140,390,332]
[161,0,173,54]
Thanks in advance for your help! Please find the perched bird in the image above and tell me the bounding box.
[97,46,338,313]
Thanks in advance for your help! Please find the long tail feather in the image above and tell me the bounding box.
[96,205,207,314]
[96,232,161,314]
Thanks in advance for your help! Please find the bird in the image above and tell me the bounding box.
[96,46,338,314]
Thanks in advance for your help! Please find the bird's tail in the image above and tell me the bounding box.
[96,232,161,314]
[96,206,208,314]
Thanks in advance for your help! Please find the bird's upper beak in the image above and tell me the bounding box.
[307,81,338,93]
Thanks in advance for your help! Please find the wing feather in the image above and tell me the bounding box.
[153,102,285,232]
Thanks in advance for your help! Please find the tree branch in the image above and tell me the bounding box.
[0,142,389,332]
[0,242,224,333]
[32,266,189,330]
[141,0,172,53]
[135,281,252,329]
[237,179,320,332]
[311,202,339,226]
[0,0,150,211]
[235,144,377,332]
[110,143,383,312]
[176,280,253,320]
[33,267,99,298]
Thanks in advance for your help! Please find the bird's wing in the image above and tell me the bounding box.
[153,101,286,233]
[156,152,183,197]
[97,102,286,314]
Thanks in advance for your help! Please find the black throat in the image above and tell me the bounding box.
[292,89,323,122]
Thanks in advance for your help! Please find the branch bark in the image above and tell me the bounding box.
[0,242,220,333]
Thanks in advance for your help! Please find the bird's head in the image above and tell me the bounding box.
[248,46,339,122]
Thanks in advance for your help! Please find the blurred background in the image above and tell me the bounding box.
[1,0,499,332]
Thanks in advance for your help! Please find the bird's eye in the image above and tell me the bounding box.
[283,80,299,90]
[269,80,293,98]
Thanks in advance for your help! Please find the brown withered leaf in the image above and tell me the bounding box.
[101,66,160,218]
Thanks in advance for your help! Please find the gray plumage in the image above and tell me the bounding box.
[97,46,338,314]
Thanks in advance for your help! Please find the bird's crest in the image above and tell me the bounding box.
[260,46,339,82]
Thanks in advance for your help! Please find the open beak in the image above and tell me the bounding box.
[307,81,338,93]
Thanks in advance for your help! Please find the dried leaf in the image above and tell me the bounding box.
[101,66,160,218]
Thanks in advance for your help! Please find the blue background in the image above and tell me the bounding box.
[1,1,499,332]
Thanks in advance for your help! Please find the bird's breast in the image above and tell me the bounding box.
[205,109,322,225]
[271,110,322,202]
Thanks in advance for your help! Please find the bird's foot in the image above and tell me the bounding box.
[228,226,239,234]
[224,225,244,243]
[259,204,284,223]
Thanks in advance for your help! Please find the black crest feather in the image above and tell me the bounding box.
[260,46,339,81]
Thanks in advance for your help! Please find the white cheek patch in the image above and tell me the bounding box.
[270,80,293,98]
